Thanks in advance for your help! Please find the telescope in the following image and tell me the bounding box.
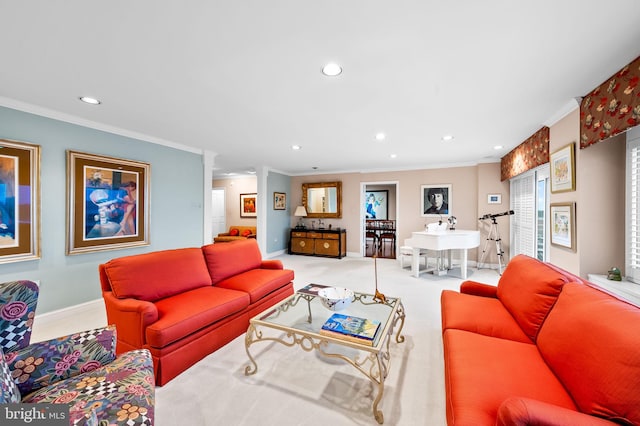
[479,210,514,220]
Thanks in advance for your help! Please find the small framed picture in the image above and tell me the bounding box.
[550,202,576,251]
[421,184,451,217]
[240,193,257,217]
[550,142,576,193]
[487,194,502,204]
[274,192,286,210]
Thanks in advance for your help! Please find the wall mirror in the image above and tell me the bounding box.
[302,181,342,218]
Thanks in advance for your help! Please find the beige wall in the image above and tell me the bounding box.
[291,163,507,261]
[549,109,625,277]
[213,176,258,228]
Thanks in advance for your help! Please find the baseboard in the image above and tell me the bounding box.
[35,298,105,323]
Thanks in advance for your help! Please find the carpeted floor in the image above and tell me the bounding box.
[34,253,501,426]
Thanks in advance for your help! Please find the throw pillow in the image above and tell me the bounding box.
[229,229,239,236]
[0,347,21,403]
[241,229,252,237]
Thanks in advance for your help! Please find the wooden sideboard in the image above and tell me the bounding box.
[289,228,346,259]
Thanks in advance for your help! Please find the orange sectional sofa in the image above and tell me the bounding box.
[98,239,294,385]
[441,255,640,426]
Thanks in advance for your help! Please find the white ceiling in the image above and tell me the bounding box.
[1,1,639,177]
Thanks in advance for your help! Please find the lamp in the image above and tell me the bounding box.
[294,205,307,229]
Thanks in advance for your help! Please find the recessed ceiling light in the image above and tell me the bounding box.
[79,96,101,105]
[375,133,386,141]
[390,154,397,159]
[322,63,342,77]
[292,145,302,150]
[494,145,503,150]
[442,135,454,142]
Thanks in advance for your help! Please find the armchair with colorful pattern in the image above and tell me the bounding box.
[0,280,155,425]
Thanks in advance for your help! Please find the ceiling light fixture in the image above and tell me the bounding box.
[390,154,397,159]
[292,145,302,150]
[494,145,503,150]
[442,135,454,142]
[79,96,101,105]
[375,133,386,141]
[322,63,342,77]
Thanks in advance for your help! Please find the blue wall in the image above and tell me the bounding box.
[266,171,291,253]
[0,106,204,313]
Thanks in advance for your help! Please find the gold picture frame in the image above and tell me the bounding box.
[550,202,576,251]
[550,142,576,193]
[240,193,257,217]
[0,139,41,264]
[273,192,286,210]
[66,150,150,255]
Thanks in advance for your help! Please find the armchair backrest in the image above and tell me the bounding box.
[0,280,39,352]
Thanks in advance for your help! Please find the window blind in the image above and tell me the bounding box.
[510,171,536,258]
[626,127,640,284]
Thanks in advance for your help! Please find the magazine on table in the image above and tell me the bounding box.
[319,313,381,346]
[297,283,331,296]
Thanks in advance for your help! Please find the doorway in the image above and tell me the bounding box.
[362,182,399,259]
[211,188,226,241]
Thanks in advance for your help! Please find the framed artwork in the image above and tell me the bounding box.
[66,150,150,255]
[421,184,451,217]
[487,193,502,204]
[365,190,388,219]
[274,192,286,210]
[550,202,576,251]
[0,139,41,264]
[550,142,576,193]
[240,193,257,217]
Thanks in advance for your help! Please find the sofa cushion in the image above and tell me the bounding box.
[537,283,640,425]
[496,255,573,342]
[229,228,239,236]
[104,248,212,302]
[443,329,576,426]
[146,286,249,348]
[241,229,252,237]
[441,290,531,343]
[202,239,263,285]
[216,269,294,304]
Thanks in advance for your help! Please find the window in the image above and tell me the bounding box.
[626,127,640,284]
[510,164,549,260]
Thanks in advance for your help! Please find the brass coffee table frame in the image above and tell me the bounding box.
[244,291,406,424]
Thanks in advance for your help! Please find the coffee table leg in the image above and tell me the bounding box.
[394,302,406,344]
[372,354,385,424]
[244,324,259,375]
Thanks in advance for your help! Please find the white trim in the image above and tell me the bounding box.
[542,97,581,127]
[34,298,104,323]
[0,96,203,154]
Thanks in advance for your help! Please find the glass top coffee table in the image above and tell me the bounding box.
[244,286,406,424]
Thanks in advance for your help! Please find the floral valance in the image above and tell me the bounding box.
[580,55,640,149]
[500,127,550,181]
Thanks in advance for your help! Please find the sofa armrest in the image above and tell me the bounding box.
[460,280,498,298]
[261,259,284,270]
[497,397,619,426]
[6,325,117,396]
[101,291,158,349]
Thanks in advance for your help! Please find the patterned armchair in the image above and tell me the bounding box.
[0,280,155,425]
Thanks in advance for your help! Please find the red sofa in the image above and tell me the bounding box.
[98,239,294,385]
[441,255,640,426]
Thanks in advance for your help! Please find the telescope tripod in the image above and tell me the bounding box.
[478,217,506,275]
